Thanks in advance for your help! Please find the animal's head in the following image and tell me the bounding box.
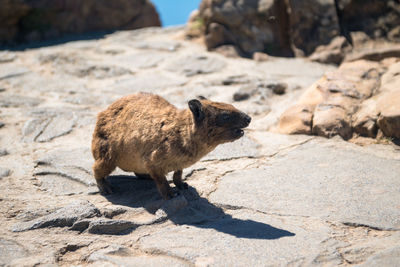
[188,97,251,145]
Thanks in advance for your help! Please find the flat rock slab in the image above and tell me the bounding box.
[0,51,17,63]
[88,245,190,266]
[0,95,43,108]
[67,65,133,79]
[113,72,187,94]
[165,55,226,76]
[139,210,336,266]
[133,41,181,52]
[87,219,137,235]
[202,135,260,161]
[33,147,96,195]
[12,200,100,232]
[210,140,400,230]
[0,239,28,265]
[22,108,78,142]
[113,53,166,70]
[0,65,30,80]
[357,246,400,267]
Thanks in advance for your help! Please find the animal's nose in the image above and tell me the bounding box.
[244,115,251,125]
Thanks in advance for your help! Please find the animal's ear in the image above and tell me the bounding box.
[197,95,207,100]
[188,99,205,123]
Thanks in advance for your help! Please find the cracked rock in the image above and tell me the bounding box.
[209,140,400,230]
[203,136,260,161]
[33,147,95,195]
[22,109,77,142]
[87,219,137,235]
[12,200,100,232]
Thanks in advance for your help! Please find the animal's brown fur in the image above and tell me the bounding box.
[91,92,251,199]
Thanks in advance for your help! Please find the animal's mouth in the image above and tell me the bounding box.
[232,128,245,138]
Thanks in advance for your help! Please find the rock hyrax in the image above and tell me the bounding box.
[92,93,251,199]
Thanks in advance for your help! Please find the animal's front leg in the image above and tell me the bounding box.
[173,170,188,190]
[149,170,176,199]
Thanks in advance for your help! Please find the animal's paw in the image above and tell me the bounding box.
[176,181,189,190]
[97,179,114,195]
[163,188,179,200]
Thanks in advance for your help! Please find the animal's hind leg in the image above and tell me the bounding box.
[93,160,116,194]
[173,170,188,190]
[148,170,176,200]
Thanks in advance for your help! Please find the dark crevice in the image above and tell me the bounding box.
[342,222,399,232]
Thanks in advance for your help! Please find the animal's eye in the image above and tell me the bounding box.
[222,114,230,121]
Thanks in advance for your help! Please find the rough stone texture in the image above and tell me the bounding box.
[0,239,28,265]
[0,95,42,107]
[288,0,340,55]
[1,26,399,266]
[87,219,137,235]
[138,210,333,266]
[133,41,181,52]
[278,59,400,141]
[352,98,378,138]
[12,200,100,232]
[277,104,313,135]
[312,104,352,140]
[376,62,400,139]
[0,0,161,45]
[0,167,10,179]
[87,245,190,266]
[189,0,400,61]
[165,55,226,77]
[33,147,96,195]
[210,140,400,230]
[189,0,293,56]
[22,109,77,142]
[345,45,400,62]
[202,136,260,161]
[357,246,400,267]
[310,36,351,65]
[338,0,400,41]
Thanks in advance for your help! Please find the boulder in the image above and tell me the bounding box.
[310,36,351,65]
[377,90,400,139]
[375,62,400,139]
[12,200,100,232]
[0,0,160,45]
[277,59,393,141]
[194,0,293,57]
[352,98,378,138]
[189,0,400,58]
[288,0,340,55]
[312,104,352,140]
[278,104,313,135]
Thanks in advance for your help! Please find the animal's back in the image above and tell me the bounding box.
[92,93,179,172]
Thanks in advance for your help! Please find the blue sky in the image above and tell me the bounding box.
[152,0,202,26]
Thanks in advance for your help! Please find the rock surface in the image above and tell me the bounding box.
[0,0,160,45]
[0,26,399,266]
[188,0,400,62]
[278,59,400,141]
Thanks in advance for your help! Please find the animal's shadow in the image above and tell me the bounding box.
[105,175,295,240]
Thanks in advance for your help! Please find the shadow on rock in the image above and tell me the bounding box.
[105,175,295,240]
